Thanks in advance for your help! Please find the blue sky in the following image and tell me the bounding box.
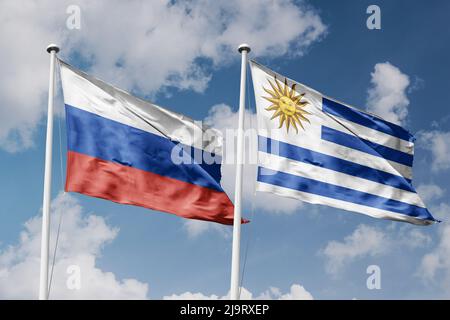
[1,0,450,299]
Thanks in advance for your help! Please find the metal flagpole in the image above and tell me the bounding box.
[230,43,251,300]
[39,44,59,300]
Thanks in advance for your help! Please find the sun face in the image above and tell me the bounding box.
[262,76,310,133]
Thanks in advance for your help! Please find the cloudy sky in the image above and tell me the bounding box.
[1,0,450,299]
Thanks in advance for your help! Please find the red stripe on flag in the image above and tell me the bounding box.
[65,151,236,225]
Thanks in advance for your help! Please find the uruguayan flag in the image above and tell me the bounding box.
[250,60,436,225]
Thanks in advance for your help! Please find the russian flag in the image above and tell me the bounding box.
[59,60,235,225]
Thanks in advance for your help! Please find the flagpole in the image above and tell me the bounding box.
[230,43,251,300]
[39,44,59,300]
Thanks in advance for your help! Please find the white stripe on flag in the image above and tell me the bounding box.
[261,131,412,180]
[258,152,424,207]
[256,182,433,225]
[319,113,414,155]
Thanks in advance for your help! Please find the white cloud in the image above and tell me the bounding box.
[417,130,450,172]
[430,202,450,222]
[321,224,387,275]
[416,184,445,204]
[257,284,313,300]
[403,228,433,250]
[0,1,66,152]
[164,291,221,300]
[321,224,432,276]
[366,62,411,125]
[0,193,148,299]
[0,0,326,152]
[418,224,450,296]
[183,219,230,239]
[163,283,313,300]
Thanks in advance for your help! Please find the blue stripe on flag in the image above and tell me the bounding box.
[258,136,414,192]
[65,104,223,192]
[322,98,414,142]
[321,126,413,167]
[257,167,434,221]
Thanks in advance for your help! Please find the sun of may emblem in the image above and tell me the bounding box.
[262,76,310,133]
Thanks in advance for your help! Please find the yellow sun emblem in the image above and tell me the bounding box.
[262,76,310,133]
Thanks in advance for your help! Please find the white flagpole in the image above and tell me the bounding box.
[39,44,59,300]
[230,43,251,300]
